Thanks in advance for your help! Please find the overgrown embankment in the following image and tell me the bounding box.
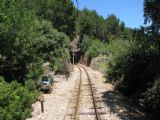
[0,77,39,120]
[0,0,75,119]
[90,56,107,74]
[106,33,160,119]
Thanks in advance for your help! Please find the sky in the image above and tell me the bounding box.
[72,0,144,28]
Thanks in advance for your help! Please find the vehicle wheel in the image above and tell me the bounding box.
[49,88,52,94]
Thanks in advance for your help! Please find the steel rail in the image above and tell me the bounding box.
[78,65,101,120]
[73,65,82,120]
[64,66,81,120]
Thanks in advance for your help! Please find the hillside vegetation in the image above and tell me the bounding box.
[0,0,73,119]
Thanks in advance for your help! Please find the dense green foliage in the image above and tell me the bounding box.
[143,79,160,119]
[0,77,39,120]
[107,35,160,95]
[144,0,160,33]
[76,8,132,64]
[0,0,70,82]
[75,9,129,43]
[81,35,106,65]
[105,1,160,119]
[75,8,106,41]
[33,0,76,38]
[0,0,72,119]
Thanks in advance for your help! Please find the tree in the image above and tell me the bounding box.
[0,0,41,82]
[105,14,120,35]
[144,0,160,33]
[75,8,106,41]
[0,0,70,82]
[33,0,76,38]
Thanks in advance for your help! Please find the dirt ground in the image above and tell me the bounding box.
[26,66,147,120]
[86,66,147,120]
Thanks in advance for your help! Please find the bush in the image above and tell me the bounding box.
[143,79,160,119]
[106,40,134,82]
[106,37,160,119]
[81,35,106,65]
[107,39,160,96]
[0,77,39,120]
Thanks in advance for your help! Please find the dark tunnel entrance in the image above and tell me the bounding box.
[70,51,82,64]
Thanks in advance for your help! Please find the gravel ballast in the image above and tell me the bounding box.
[27,67,79,120]
[27,65,147,120]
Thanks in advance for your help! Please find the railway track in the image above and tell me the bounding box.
[65,65,102,120]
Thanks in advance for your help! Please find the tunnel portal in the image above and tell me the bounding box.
[70,50,83,64]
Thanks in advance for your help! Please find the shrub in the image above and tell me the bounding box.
[143,79,160,119]
[106,40,134,82]
[0,77,39,120]
[81,35,106,65]
[106,32,160,119]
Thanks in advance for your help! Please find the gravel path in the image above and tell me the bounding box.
[27,67,79,120]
